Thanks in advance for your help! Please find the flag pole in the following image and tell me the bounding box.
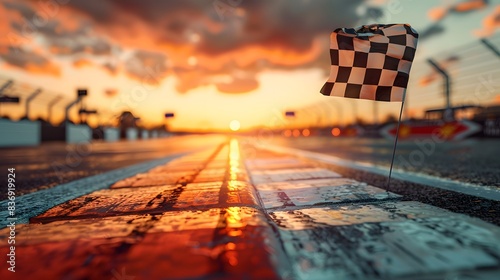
[386,90,407,193]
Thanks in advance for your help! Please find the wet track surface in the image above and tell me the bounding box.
[267,137,500,188]
[0,135,226,200]
[1,138,499,279]
[242,144,500,279]
[2,134,499,225]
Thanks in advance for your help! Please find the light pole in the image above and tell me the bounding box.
[65,89,87,124]
[47,96,62,124]
[164,112,175,135]
[0,80,13,94]
[481,38,500,58]
[24,88,42,120]
[0,80,16,115]
[78,108,98,124]
[427,58,453,121]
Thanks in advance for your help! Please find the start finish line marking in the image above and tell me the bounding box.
[0,153,187,228]
[258,144,500,202]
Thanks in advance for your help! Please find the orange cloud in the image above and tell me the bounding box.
[419,74,438,87]
[102,63,118,75]
[24,62,60,76]
[428,7,449,21]
[428,0,488,21]
[63,1,371,92]
[104,88,118,97]
[0,2,33,48]
[73,58,94,68]
[453,0,488,12]
[215,77,259,94]
[475,5,500,37]
[494,94,500,104]
[0,47,60,76]
[1,0,380,94]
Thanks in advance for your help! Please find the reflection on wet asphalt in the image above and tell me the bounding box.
[0,134,227,199]
[1,138,499,279]
[242,144,500,280]
[271,203,500,279]
[0,140,288,279]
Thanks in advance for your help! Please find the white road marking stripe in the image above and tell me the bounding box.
[0,153,187,228]
[259,144,500,201]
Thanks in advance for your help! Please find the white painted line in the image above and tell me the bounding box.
[258,144,500,201]
[0,153,187,228]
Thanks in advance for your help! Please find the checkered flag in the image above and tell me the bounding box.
[320,24,419,102]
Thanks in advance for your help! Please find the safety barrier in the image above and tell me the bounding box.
[126,128,138,141]
[104,127,120,142]
[0,119,40,147]
[66,123,92,144]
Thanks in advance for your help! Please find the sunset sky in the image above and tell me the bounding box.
[0,0,499,131]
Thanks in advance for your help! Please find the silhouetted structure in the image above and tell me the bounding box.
[118,111,140,139]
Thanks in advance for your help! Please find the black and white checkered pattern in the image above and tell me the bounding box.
[320,24,419,102]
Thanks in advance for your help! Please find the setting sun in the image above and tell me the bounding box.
[229,120,241,132]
